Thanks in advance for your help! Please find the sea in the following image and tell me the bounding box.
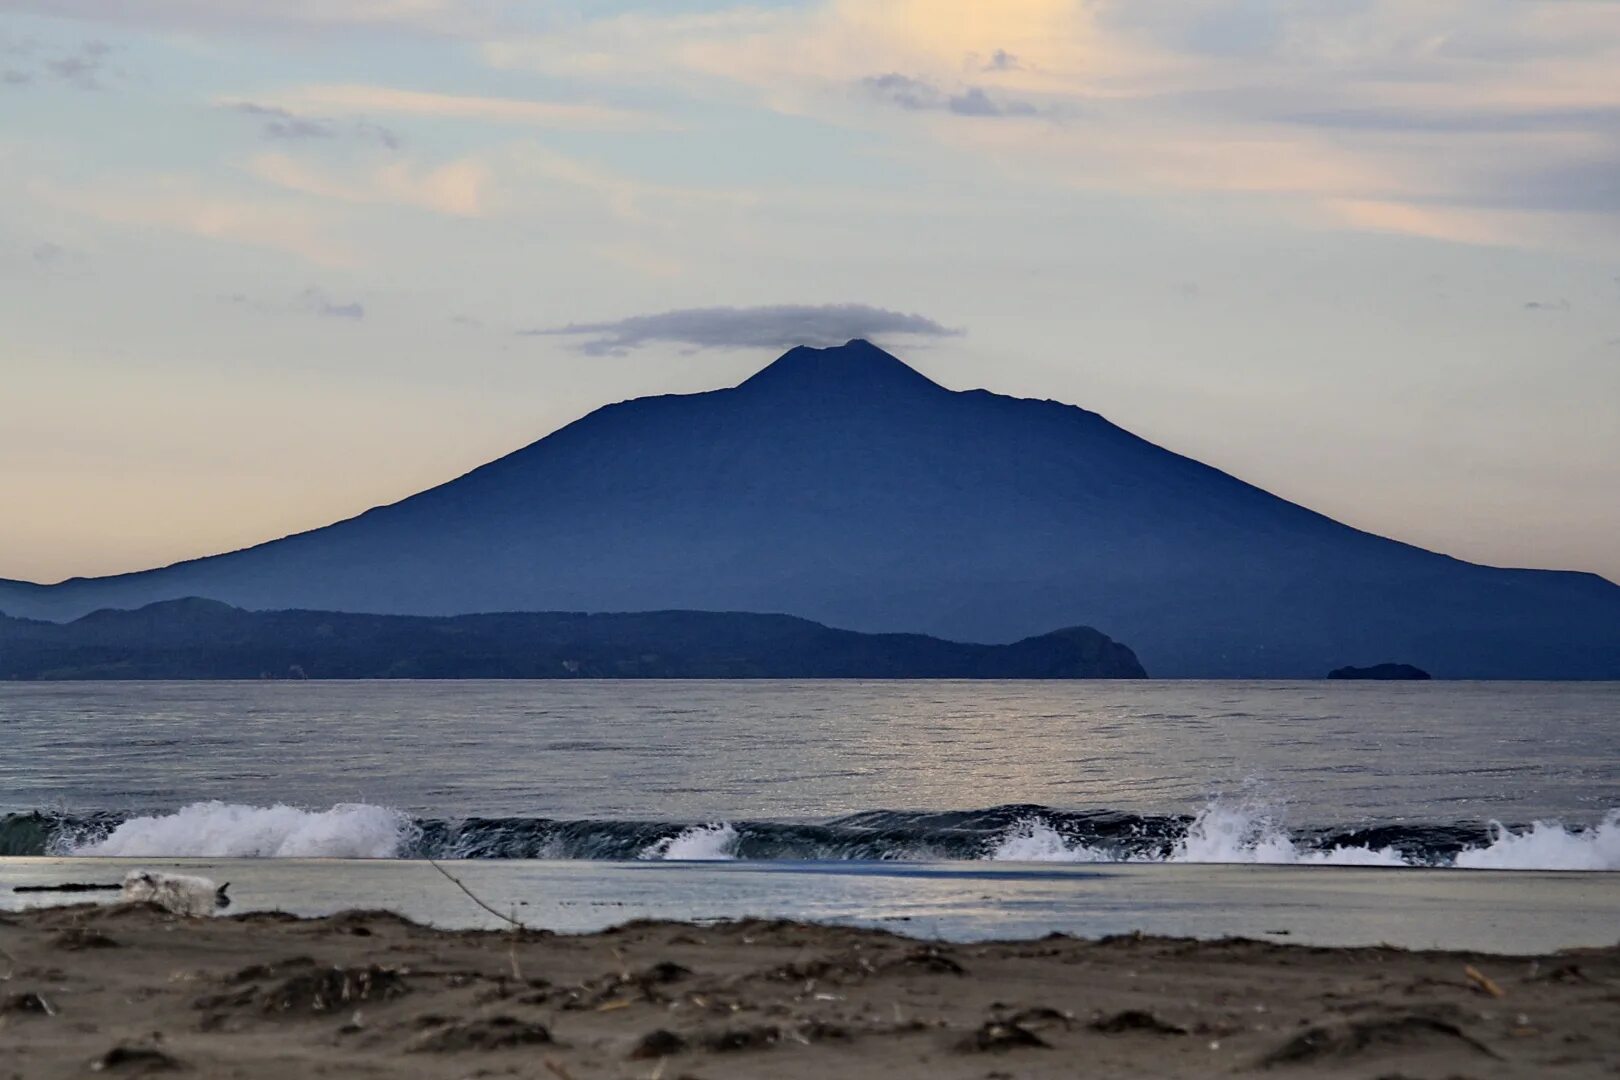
[3,679,1616,870]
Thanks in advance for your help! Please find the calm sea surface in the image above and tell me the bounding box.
[2,680,1616,866]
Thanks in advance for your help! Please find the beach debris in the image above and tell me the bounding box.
[956,1019,1050,1052]
[259,965,409,1014]
[1464,964,1506,998]
[889,946,967,975]
[757,945,961,987]
[321,909,422,935]
[89,1043,186,1074]
[1259,1016,1499,1067]
[1004,1006,1074,1030]
[797,1019,852,1043]
[1090,1009,1188,1036]
[1526,962,1589,984]
[628,1028,688,1059]
[759,953,866,984]
[643,960,694,984]
[3,991,56,1016]
[426,857,529,930]
[225,957,317,984]
[12,882,121,894]
[410,1015,554,1052]
[51,927,119,951]
[562,960,695,1009]
[542,1059,577,1080]
[701,1024,782,1052]
[120,871,229,918]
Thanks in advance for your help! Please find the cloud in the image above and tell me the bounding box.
[45,40,109,89]
[862,73,1043,118]
[1,38,117,90]
[31,241,71,265]
[226,101,401,148]
[16,240,91,275]
[497,0,1620,252]
[861,73,935,111]
[263,84,658,131]
[983,48,1021,72]
[245,151,488,216]
[297,286,364,319]
[522,303,960,355]
[1279,105,1620,136]
[0,0,493,38]
[223,286,365,319]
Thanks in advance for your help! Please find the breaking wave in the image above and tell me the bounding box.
[44,802,413,859]
[4,801,1616,871]
[985,817,1109,862]
[638,823,739,861]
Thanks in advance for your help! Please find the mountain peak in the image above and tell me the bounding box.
[738,339,945,397]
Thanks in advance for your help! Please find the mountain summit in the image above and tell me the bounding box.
[3,340,1617,677]
[739,338,948,397]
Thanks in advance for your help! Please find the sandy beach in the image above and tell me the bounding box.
[4,901,1617,1079]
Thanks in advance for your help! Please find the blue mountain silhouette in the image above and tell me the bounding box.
[3,340,1616,677]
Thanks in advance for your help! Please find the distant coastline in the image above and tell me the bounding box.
[0,598,1146,680]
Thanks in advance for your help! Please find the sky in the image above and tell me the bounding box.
[2,0,1618,586]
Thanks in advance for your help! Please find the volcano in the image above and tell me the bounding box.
[4,339,1617,677]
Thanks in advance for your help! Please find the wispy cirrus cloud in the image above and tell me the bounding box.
[225,101,401,148]
[260,84,660,131]
[522,303,959,355]
[244,151,489,216]
[223,286,365,320]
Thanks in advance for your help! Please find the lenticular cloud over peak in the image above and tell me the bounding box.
[522,303,960,354]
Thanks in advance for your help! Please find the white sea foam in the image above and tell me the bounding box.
[639,823,739,861]
[983,801,1620,869]
[983,803,1403,866]
[1166,802,1409,866]
[986,816,1108,862]
[61,801,412,859]
[1453,811,1620,871]
[869,804,1620,870]
[1168,803,1620,869]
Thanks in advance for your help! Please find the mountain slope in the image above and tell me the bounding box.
[3,340,1617,677]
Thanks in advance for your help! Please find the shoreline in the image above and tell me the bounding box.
[3,903,1616,1078]
[9,857,1620,955]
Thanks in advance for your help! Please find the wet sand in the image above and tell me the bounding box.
[3,902,1618,1078]
[11,857,1620,953]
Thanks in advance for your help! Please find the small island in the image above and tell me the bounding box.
[1327,662,1431,681]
